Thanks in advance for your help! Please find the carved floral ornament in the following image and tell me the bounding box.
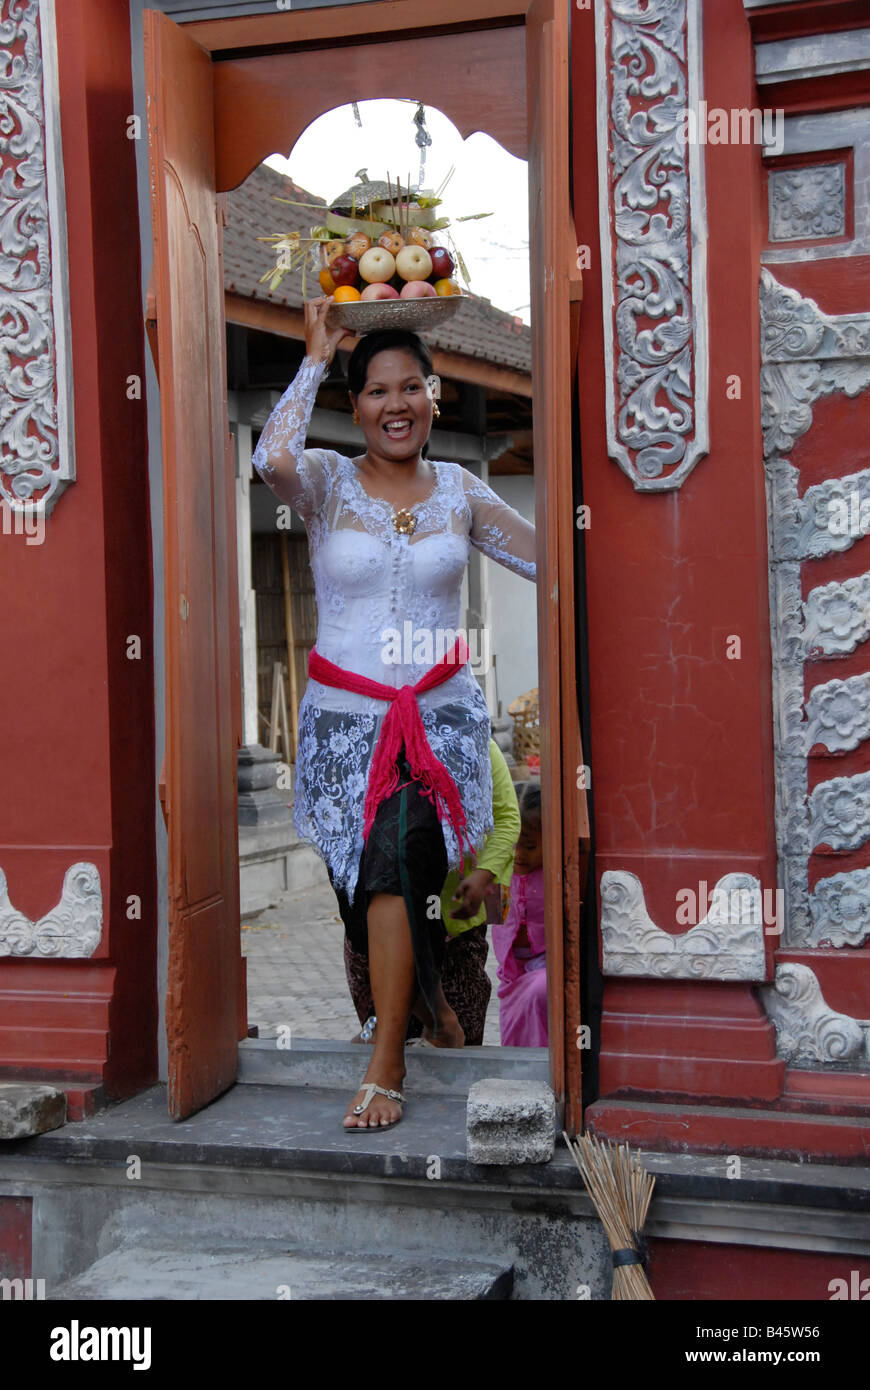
[768,163,846,244]
[761,269,870,951]
[0,0,73,518]
[595,0,709,492]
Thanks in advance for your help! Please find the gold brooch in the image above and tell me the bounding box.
[392,508,418,535]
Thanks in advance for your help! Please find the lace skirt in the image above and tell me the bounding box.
[295,686,493,904]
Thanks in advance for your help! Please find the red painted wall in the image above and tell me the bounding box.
[0,1198,32,1282]
[0,0,156,1095]
[572,0,781,1102]
[649,1238,870,1302]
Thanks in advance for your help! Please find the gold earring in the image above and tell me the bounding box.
[432,402,440,420]
[353,409,360,426]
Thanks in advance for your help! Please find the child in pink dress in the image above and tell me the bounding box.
[492,783,547,1047]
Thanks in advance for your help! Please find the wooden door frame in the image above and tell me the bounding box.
[180,0,587,1128]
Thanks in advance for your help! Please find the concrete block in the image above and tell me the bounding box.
[466,1078,555,1165]
[0,1083,66,1140]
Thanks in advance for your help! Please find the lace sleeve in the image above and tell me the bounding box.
[461,468,537,581]
[251,354,332,518]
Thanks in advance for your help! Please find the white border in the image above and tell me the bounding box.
[38,0,76,516]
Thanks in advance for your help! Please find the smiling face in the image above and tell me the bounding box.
[350,349,434,460]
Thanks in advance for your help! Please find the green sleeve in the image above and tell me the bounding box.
[476,741,521,887]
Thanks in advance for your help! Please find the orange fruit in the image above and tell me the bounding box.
[434,278,460,297]
[333,285,361,302]
[319,268,336,294]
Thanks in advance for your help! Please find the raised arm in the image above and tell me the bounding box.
[251,355,330,517]
[462,468,537,581]
[251,298,351,518]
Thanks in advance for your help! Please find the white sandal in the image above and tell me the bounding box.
[345,1082,405,1132]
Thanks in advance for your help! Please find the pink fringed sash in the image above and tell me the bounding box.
[307,636,477,866]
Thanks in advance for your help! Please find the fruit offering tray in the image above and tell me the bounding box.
[325,294,464,333]
[259,170,488,332]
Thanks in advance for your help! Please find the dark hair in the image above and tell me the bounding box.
[346,330,433,397]
[518,781,542,827]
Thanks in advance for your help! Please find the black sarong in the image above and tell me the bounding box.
[329,748,449,1033]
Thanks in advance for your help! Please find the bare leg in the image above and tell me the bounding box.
[344,893,414,1127]
[411,985,465,1047]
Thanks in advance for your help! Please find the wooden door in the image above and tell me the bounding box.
[144,10,242,1120]
[526,0,588,1131]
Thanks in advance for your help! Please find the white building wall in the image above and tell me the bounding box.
[484,475,538,718]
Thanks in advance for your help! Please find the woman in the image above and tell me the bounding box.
[252,296,536,1130]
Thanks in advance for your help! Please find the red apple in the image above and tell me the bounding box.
[400,280,438,298]
[428,247,454,279]
[361,282,400,300]
[330,254,361,287]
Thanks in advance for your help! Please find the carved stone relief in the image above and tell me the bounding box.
[809,866,870,948]
[594,0,709,491]
[600,870,766,981]
[805,674,870,754]
[768,163,846,243]
[761,269,870,949]
[761,963,870,1068]
[0,0,74,516]
[804,575,870,657]
[0,862,102,957]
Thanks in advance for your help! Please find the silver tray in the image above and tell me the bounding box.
[324,294,465,335]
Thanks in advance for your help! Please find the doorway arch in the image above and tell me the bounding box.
[144,0,586,1127]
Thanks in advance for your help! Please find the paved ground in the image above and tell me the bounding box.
[241,869,502,1046]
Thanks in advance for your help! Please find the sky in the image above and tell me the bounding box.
[266,98,531,323]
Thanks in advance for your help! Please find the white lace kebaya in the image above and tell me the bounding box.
[251,353,537,903]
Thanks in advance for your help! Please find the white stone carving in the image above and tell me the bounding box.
[762,109,870,268]
[805,673,870,753]
[803,573,870,656]
[808,771,870,853]
[761,963,870,1068]
[768,163,846,242]
[767,457,870,563]
[600,870,766,980]
[761,270,870,947]
[760,271,870,457]
[0,862,102,957]
[594,0,709,491]
[0,0,74,516]
[809,866,870,948]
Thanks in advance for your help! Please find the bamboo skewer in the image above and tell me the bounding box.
[386,171,398,233]
[563,1131,656,1300]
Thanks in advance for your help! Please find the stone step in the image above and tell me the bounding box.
[237,1036,550,1096]
[49,1245,514,1301]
